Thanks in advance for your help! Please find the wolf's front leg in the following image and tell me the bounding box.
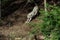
[25,18,32,23]
[25,18,29,23]
[28,18,32,23]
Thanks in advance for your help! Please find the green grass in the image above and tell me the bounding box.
[29,4,60,40]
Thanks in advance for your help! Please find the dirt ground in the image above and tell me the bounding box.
[0,4,40,40]
[0,0,44,40]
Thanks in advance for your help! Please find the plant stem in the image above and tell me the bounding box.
[44,0,47,12]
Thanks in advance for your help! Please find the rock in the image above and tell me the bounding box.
[36,34,45,40]
[15,37,21,40]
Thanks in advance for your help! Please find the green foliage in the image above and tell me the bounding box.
[1,0,10,4]
[29,4,60,40]
[1,0,13,6]
[39,4,60,40]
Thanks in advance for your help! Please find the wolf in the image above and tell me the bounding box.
[25,5,38,23]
